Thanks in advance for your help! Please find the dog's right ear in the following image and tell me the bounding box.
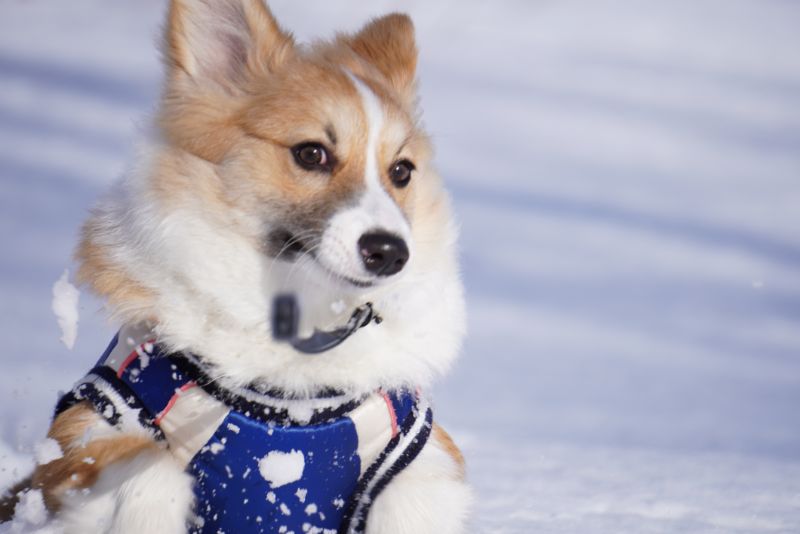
[163,0,294,95]
[346,14,418,101]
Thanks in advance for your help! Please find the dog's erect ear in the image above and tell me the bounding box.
[347,14,418,98]
[164,0,293,94]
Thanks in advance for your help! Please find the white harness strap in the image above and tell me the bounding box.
[156,383,231,467]
[347,393,397,475]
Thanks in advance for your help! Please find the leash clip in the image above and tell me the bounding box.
[272,295,382,354]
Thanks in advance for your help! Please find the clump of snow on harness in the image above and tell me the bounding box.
[286,401,315,424]
[33,438,63,465]
[51,269,80,350]
[258,449,305,488]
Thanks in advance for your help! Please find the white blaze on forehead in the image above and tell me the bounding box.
[350,74,385,190]
[347,73,410,240]
[313,73,412,283]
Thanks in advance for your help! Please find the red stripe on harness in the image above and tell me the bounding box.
[382,392,398,438]
[116,339,156,378]
[155,381,197,426]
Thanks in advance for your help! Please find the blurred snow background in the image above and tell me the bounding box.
[1,0,799,531]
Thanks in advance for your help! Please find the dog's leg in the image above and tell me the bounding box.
[33,403,195,533]
[58,449,194,534]
[365,425,472,534]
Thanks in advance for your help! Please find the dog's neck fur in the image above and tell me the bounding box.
[78,142,465,397]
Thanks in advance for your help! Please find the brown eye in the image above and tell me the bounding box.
[292,142,333,172]
[389,160,415,188]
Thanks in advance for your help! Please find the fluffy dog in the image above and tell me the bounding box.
[0,1,470,532]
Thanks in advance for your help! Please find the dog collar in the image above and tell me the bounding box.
[272,295,383,354]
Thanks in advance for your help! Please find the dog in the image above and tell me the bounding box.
[0,0,470,532]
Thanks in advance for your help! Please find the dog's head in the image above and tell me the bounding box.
[161,0,428,292]
[78,0,464,393]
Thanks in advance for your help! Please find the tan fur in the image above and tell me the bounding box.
[75,220,156,324]
[343,14,418,101]
[432,424,466,480]
[31,403,157,512]
[165,0,294,83]
[160,0,295,163]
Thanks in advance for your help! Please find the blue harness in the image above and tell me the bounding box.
[55,328,433,534]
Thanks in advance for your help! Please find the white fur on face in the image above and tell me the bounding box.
[314,74,412,286]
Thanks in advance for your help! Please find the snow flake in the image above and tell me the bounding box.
[11,489,48,529]
[34,438,63,465]
[287,402,314,424]
[138,349,150,370]
[51,269,80,350]
[330,300,346,314]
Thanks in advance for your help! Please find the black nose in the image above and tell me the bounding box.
[358,232,410,277]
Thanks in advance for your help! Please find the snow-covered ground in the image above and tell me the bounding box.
[1,1,799,532]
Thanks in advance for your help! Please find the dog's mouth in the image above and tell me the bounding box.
[266,229,375,289]
[267,229,312,259]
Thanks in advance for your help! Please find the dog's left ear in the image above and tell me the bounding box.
[346,14,418,100]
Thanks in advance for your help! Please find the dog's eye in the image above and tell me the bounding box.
[292,142,333,172]
[389,160,415,188]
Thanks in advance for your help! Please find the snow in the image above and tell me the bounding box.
[0,442,33,499]
[1,0,800,532]
[285,402,314,425]
[5,490,61,534]
[207,442,225,455]
[32,439,62,466]
[259,450,306,489]
[50,270,79,350]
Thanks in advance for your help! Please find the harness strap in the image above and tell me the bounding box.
[339,397,433,534]
[56,325,432,532]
